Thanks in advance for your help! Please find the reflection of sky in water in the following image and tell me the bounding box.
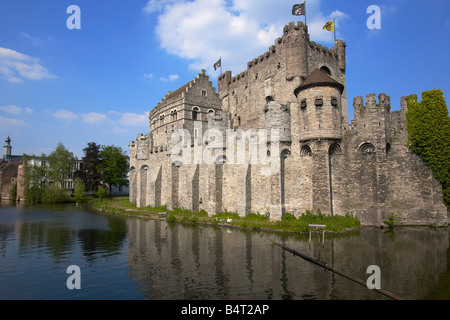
[0,201,449,300]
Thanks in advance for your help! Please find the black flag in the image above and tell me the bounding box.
[292,3,305,16]
[214,58,221,71]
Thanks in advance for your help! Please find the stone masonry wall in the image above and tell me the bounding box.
[129,22,448,226]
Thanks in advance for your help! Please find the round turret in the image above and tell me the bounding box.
[294,69,344,141]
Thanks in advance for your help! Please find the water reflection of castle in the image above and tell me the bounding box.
[126,218,449,300]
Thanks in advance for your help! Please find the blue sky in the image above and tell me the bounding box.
[1,0,449,158]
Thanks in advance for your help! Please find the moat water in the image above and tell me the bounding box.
[0,200,448,300]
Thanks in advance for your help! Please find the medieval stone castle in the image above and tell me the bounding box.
[129,21,448,226]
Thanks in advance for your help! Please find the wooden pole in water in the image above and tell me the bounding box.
[272,241,404,300]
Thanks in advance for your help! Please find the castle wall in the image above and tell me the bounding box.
[130,91,448,226]
[331,94,448,225]
[218,21,347,134]
[129,22,447,226]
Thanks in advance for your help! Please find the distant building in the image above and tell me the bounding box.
[0,136,23,200]
[14,141,130,201]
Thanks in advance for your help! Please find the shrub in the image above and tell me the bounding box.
[41,184,69,204]
[282,212,297,221]
[170,207,192,216]
[194,209,208,217]
[246,213,270,221]
[213,211,240,220]
[96,186,107,201]
[73,178,85,203]
[188,215,199,223]
[9,182,17,201]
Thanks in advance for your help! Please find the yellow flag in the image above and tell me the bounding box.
[323,20,334,32]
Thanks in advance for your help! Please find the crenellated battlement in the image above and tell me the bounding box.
[349,93,412,146]
[129,18,448,227]
[353,93,391,113]
[218,20,346,103]
[218,21,312,91]
[309,41,338,58]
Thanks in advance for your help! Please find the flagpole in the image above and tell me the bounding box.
[304,1,307,26]
[334,19,336,42]
[220,56,222,75]
[304,1,309,77]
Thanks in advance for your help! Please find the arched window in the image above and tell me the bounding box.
[281,149,291,159]
[359,142,375,154]
[386,143,391,159]
[192,107,200,120]
[300,145,312,156]
[320,66,331,76]
[329,143,342,157]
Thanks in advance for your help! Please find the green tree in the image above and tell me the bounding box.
[78,142,102,195]
[97,145,129,196]
[74,177,85,203]
[41,184,69,203]
[96,186,107,201]
[406,89,450,209]
[22,154,49,204]
[47,142,76,188]
[9,181,17,202]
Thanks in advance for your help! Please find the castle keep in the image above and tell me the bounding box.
[129,21,448,226]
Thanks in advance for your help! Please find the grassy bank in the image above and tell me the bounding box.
[92,196,361,234]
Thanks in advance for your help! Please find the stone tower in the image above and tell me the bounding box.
[3,136,12,161]
[294,69,345,216]
[294,68,344,141]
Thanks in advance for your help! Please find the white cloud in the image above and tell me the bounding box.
[160,74,179,82]
[19,32,44,46]
[0,105,33,115]
[380,5,398,16]
[118,112,149,127]
[144,0,350,76]
[143,0,177,14]
[143,73,154,79]
[329,10,350,19]
[52,109,78,121]
[82,112,109,124]
[0,47,56,83]
[0,115,26,127]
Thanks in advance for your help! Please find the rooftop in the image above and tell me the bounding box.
[294,69,344,97]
